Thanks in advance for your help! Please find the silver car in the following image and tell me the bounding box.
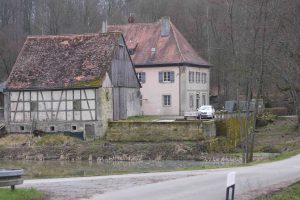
[197,105,215,119]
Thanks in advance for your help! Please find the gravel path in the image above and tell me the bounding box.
[22,171,203,200]
[21,155,300,200]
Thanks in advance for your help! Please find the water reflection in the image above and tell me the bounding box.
[0,160,232,179]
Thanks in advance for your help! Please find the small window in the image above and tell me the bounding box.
[196,94,200,109]
[159,71,175,83]
[163,95,171,106]
[50,126,55,132]
[137,72,146,83]
[72,125,77,131]
[128,48,135,55]
[20,126,25,131]
[189,94,194,108]
[164,72,171,82]
[151,48,156,57]
[196,72,201,83]
[30,101,38,112]
[202,73,207,84]
[189,72,195,83]
[73,100,81,111]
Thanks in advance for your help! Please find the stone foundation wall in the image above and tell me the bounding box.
[106,120,216,142]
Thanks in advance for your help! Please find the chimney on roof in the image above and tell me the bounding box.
[128,13,135,24]
[161,17,170,37]
[101,20,108,33]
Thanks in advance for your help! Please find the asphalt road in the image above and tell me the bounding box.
[23,154,300,200]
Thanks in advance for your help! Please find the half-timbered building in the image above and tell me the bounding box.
[5,32,141,139]
[0,81,5,121]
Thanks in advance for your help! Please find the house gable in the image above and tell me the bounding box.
[6,33,124,90]
[110,35,141,88]
[108,18,211,68]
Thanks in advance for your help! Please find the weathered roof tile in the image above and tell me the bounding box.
[109,19,210,67]
[7,33,122,90]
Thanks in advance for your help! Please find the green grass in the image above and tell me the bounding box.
[176,150,300,171]
[0,188,44,200]
[256,182,300,200]
[125,115,160,121]
[268,149,300,161]
[255,117,300,153]
[36,134,82,146]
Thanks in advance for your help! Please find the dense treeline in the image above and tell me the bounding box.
[0,0,299,111]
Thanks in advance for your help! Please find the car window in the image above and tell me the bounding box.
[200,106,211,110]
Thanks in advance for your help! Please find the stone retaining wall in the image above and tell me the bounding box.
[106,120,216,142]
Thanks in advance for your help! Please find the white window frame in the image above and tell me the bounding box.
[163,95,171,106]
[196,72,201,83]
[137,72,143,83]
[189,71,195,83]
[163,72,171,82]
[202,73,207,84]
[196,93,200,108]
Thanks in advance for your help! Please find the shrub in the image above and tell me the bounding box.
[260,145,281,153]
[264,107,288,116]
[256,112,277,127]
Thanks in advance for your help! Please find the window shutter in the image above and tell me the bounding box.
[141,72,146,83]
[159,72,163,83]
[170,71,175,82]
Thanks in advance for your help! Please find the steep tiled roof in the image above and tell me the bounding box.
[7,33,122,90]
[109,19,210,67]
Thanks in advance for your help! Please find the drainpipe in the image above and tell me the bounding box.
[179,64,181,116]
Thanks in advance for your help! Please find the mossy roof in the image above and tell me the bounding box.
[7,33,122,90]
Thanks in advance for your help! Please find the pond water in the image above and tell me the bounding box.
[0,153,278,179]
[0,160,234,179]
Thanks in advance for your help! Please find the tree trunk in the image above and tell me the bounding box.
[296,93,300,130]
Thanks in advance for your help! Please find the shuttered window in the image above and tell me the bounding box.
[159,71,175,83]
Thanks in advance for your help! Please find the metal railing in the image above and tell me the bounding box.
[0,169,24,190]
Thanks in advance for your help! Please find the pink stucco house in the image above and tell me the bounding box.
[109,17,211,116]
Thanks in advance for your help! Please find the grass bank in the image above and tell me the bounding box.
[256,182,300,200]
[0,116,298,163]
[255,116,300,153]
[0,188,44,200]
